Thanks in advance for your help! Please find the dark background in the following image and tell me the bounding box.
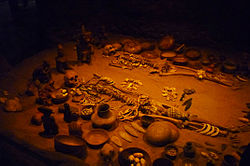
[0,0,249,66]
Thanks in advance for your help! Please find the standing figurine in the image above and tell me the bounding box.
[38,107,59,138]
[68,121,83,138]
[76,25,93,64]
[56,43,71,73]
[63,103,72,123]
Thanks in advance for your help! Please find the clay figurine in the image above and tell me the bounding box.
[36,80,55,106]
[59,103,79,122]
[68,121,83,138]
[32,61,51,84]
[76,25,93,64]
[56,43,71,73]
[183,142,196,158]
[63,103,72,122]
[38,106,58,137]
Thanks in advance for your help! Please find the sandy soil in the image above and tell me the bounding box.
[0,41,249,166]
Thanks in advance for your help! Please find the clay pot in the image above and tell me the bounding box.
[160,51,176,60]
[122,39,142,54]
[141,42,155,51]
[173,55,188,66]
[184,48,201,60]
[222,61,237,74]
[91,104,117,130]
[159,36,175,51]
[97,104,110,118]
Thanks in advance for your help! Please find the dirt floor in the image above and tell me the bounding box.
[0,41,249,166]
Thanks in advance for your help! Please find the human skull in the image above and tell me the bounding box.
[64,70,79,87]
[103,44,116,56]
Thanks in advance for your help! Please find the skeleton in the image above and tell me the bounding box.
[73,74,231,137]
[109,52,159,70]
[159,65,236,87]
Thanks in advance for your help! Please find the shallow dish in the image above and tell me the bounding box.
[118,147,151,166]
[85,129,109,148]
[51,88,69,104]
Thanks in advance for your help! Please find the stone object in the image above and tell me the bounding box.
[145,121,179,146]
[4,97,22,112]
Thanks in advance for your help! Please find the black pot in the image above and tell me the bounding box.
[97,104,110,118]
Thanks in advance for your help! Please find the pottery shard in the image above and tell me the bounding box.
[4,97,22,112]
[145,121,179,146]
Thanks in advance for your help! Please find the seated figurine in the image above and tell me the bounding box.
[38,106,58,138]
[32,61,51,84]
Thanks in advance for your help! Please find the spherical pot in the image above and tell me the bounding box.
[145,121,179,146]
[159,36,175,51]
